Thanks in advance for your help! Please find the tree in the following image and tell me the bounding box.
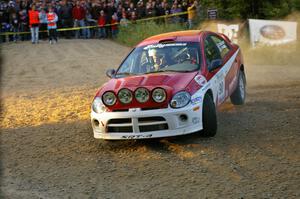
[199,0,298,19]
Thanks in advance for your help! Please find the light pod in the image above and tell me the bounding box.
[135,87,150,103]
[152,88,166,103]
[102,91,117,106]
[118,88,133,104]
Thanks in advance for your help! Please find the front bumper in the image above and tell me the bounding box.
[91,103,203,140]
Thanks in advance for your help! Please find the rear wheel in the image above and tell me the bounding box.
[200,94,217,137]
[230,71,246,105]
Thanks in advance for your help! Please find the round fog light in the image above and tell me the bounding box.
[179,114,188,122]
[93,119,100,127]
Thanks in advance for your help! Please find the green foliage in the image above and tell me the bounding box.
[200,0,298,19]
[116,21,186,47]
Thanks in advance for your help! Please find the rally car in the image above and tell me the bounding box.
[91,30,246,140]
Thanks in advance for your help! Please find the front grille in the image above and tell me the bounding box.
[138,116,165,122]
[106,116,169,133]
[107,118,133,133]
[107,126,133,133]
[108,118,131,124]
[138,116,169,132]
[139,123,168,132]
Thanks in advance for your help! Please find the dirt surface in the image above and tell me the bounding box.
[1,39,300,198]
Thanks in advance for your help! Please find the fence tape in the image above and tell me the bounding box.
[0,11,189,36]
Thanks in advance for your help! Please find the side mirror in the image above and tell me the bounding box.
[208,59,222,72]
[106,69,116,78]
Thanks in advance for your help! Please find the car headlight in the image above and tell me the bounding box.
[170,91,191,108]
[92,97,106,113]
[152,88,166,103]
[135,87,150,103]
[118,88,133,104]
[102,91,117,106]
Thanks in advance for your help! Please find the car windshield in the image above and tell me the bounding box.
[116,42,201,77]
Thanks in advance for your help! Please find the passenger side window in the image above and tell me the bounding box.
[210,35,231,59]
[204,37,221,66]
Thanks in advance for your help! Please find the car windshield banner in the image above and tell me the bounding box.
[248,19,298,47]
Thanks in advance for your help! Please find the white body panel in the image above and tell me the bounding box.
[91,101,203,140]
[91,49,240,140]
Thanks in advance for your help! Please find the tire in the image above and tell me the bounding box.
[230,70,246,105]
[201,94,217,137]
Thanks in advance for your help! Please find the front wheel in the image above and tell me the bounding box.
[230,71,246,105]
[200,94,217,137]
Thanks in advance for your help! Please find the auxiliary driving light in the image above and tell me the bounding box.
[152,88,166,103]
[135,87,150,103]
[118,88,133,104]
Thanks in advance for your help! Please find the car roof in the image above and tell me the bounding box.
[137,30,204,47]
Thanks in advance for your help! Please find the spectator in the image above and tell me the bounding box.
[28,4,40,44]
[97,10,106,39]
[127,2,136,17]
[111,13,118,38]
[72,0,86,39]
[136,0,145,19]
[58,0,73,39]
[0,0,200,43]
[120,12,129,27]
[19,8,29,41]
[11,12,19,42]
[39,7,48,40]
[187,0,197,29]
[170,2,182,23]
[47,6,58,44]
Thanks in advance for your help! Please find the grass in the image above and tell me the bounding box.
[116,20,186,47]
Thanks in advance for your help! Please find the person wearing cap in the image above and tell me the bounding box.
[28,4,40,44]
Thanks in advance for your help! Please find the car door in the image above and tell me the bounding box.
[204,35,226,105]
[209,35,239,98]
[204,34,238,105]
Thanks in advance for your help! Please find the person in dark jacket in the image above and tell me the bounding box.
[58,0,73,38]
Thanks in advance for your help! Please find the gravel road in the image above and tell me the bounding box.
[1,39,299,198]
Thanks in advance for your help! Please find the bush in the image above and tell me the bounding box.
[116,21,186,47]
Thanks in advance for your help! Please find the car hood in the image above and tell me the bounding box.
[96,71,199,110]
[99,71,198,95]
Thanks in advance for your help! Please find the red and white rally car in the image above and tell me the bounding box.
[91,30,246,140]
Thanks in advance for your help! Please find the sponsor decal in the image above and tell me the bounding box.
[193,106,200,111]
[121,134,153,139]
[207,8,218,20]
[216,40,228,52]
[144,43,187,50]
[217,24,239,43]
[249,19,297,47]
[192,117,200,124]
[194,75,207,86]
[260,25,285,40]
[191,96,202,105]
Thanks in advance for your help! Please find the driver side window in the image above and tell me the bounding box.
[204,36,221,66]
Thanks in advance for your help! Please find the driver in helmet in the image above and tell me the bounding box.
[149,48,168,71]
